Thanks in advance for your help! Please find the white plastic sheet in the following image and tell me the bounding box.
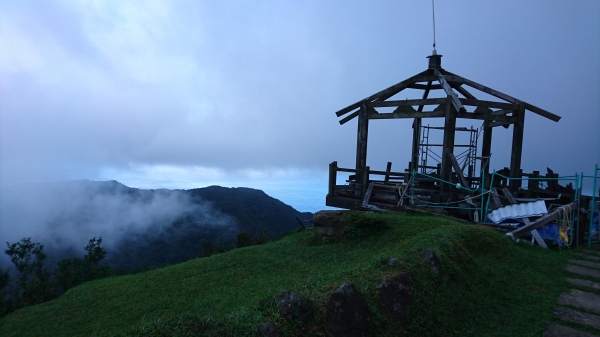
[487,200,548,224]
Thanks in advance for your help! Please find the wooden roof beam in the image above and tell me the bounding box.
[454,85,477,100]
[444,74,561,122]
[368,110,516,122]
[407,83,443,90]
[334,70,432,117]
[371,98,517,110]
[417,81,432,112]
[435,69,466,112]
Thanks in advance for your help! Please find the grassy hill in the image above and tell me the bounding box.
[0,211,572,336]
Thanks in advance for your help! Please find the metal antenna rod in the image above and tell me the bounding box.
[432,0,437,54]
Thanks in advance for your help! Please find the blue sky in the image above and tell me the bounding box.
[1,0,599,190]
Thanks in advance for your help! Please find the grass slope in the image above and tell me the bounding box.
[1,212,571,336]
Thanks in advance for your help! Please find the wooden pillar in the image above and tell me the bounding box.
[355,102,369,195]
[481,120,493,177]
[411,118,422,173]
[509,105,525,190]
[328,161,337,197]
[440,95,456,191]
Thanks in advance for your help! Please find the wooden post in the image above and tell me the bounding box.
[362,166,370,198]
[411,118,421,173]
[328,161,337,197]
[482,119,493,174]
[440,95,456,191]
[509,104,525,190]
[355,102,369,194]
[384,162,392,182]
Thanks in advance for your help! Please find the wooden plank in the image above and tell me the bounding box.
[507,200,578,239]
[501,188,517,204]
[370,98,446,108]
[339,110,359,125]
[543,322,599,337]
[368,110,516,122]
[455,111,516,122]
[454,85,477,100]
[361,182,375,207]
[567,277,600,290]
[446,148,469,188]
[407,83,443,90]
[369,111,446,120]
[491,188,503,208]
[557,289,600,314]
[417,81,432,112]
[570,259,600,270]
[553,307,600,331]
[525,217,548,248]
[374,73,439,102]
[435,69,465,112]
[459,99,517,110]
[522,102,561,122]
[567,265,600,279]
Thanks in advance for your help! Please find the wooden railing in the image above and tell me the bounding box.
[328,161,408,198]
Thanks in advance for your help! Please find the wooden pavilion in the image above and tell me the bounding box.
[326,53,562,213]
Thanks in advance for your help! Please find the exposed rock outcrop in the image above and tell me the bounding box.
[325,283,369,337]
[377,272,414,323]
[279,291,310,322]
[313,210,350,236]
[418,249,444,282]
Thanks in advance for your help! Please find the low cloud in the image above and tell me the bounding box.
[0,180,236,267]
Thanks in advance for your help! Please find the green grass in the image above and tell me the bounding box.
[0,211,572,336]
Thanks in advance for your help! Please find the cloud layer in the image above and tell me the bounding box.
[1,0,599,188]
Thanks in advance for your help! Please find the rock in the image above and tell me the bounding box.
[325,283,369,337]
[258,322,279,337]
[313,210,349,236]
[377,272,413,323]
[386,257,400,266]
[418,249,444,282]
[279,291,310,322]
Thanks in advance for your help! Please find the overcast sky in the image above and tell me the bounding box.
[1,0,599,190]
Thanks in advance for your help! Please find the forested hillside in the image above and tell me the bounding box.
[1,181,313,272]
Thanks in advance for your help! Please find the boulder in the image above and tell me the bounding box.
[313,210,349,236]
[279,291,310,322]
[418,249,444,282]
[258,322,279,337]
[377,272,413,323]
[325,283,369,337]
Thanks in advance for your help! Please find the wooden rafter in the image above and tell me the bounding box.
[435,69,465,112]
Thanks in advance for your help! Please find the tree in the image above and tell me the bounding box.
[83,237,110,280]
[4,238,53,306]
[55,237,111,293]
[84,237,107,267]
